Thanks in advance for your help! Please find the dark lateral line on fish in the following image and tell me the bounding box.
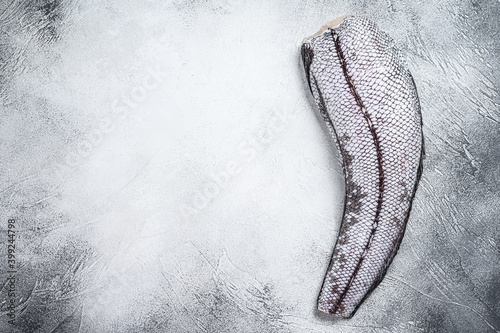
[329,29,386,314]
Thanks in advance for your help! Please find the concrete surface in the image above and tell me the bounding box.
[0,0,499,332]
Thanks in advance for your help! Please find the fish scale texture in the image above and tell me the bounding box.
[301,16,423,317]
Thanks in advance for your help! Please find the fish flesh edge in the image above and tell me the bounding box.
[301,15,424,317]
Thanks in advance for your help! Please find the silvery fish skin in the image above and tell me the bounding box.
[301,15,423,317]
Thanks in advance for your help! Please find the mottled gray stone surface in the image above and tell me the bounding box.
[0,0,499,332]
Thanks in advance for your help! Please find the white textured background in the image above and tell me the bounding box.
[1,0,499,332]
